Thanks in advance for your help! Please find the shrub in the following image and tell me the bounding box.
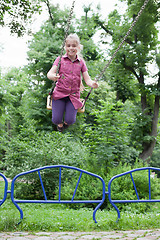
[1,125,90,199]
[104,162,160,213]
[58,161,160,212]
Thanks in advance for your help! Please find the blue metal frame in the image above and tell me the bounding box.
[0,173,8,207]
[108,167,160,222]
[11,165,106,223]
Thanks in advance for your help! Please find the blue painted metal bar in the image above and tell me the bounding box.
[0,173,8,207]
[148,169,151,200]
[93,178,106,224]
[10,165,106,224]
[72,172,82,201]
[108,178,120,222]
[112,199,160,203]
[38,171,47,200]
[59,167,61,202]
[13,199,102,203]
[130,172,139,200]
[11,175,24,222]
[108,167,160,222]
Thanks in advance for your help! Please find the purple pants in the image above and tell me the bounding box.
[52,96,78,125]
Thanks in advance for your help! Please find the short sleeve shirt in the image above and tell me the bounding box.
[52,54,88,109]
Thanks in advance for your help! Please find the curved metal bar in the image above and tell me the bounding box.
[93,177,106,223]
[108,167,160,222]
[11,177,23,222]
[11,165,106,223]
[108,178,121,222]
[0,173,8,207]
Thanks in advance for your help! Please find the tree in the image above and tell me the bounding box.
[83,97,138,172]
[92,0,160,162]
[0,68,31,136]
[0,0,41,36]
[25,4,103,131]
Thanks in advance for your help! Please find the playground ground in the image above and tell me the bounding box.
[0,229,160,240]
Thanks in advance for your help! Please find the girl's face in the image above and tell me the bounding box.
[65,39,79,60]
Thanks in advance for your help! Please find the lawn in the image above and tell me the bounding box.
[1,176,160,232]
[1,199,160,232]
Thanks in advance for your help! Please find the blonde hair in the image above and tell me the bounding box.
[65,34,85,92]
[65,33,83,58]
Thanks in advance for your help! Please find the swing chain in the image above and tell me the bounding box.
[97,0,150,80]
[82,0,150,107]
[98,0,149,79]
[50,0,76,95]
[56,0,76,74]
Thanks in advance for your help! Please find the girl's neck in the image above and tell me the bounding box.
[67,54,77,62]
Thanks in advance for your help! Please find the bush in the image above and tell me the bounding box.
[55,169,104,209]
[104,161,160,213]
[1,125,90,199]
[57,160,160,212]
[83,99,139,170]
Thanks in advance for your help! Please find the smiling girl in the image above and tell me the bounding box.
[47,33,98,132]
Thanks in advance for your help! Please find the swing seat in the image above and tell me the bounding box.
[47,95,52,110]
[47,96,85,113]
[78,99,85,113]
[77,105,85,113]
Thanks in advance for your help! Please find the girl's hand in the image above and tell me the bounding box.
[92,79,99,89]
[52,74,60,82]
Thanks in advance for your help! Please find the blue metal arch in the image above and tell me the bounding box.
[108,167,160,222]
[11,165,106,223]
[0,173,8,207]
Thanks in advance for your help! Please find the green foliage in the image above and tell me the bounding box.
[3,128,89,176]
[27,5,71,81]
[0,0,41,36]
[103,161,160,213]
[1,201,160,231]
[55,170,104,209]
[103,0,160,161]
[83,99,139,170]
[130,107,153,151]
[0,180,5,199]
[0,68,33,136]
[1,0,160,213]
[24,4,104,131]
[1,123,90,199]
[110,169,160,211]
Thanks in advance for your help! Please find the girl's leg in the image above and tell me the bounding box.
[52,98,65,125]
[64,97,78,125]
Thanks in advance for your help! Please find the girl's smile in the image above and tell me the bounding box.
[65,39,79,60]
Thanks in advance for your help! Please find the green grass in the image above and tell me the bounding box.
[1,178,160,232]
[1,200,160,232]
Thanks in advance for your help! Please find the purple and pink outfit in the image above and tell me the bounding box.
[52,54,88,125]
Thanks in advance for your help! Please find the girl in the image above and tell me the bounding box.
[47,33,99,132]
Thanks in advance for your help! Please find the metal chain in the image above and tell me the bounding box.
[56,0,76,74]
[48,0,150,108]
[82,0,150,106]
[98,0,150,80]
[50,0,76,95]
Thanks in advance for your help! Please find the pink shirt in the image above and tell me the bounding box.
[52,54,88,109]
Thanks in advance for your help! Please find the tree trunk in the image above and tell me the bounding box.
[139,71,147,112]
[139,75,160,162]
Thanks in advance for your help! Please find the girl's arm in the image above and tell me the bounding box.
[47,65,60,82]
[82,71,99,88]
